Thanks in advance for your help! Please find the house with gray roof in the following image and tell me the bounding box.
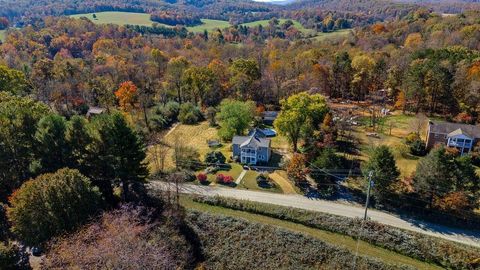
[232,130,272,165]
[426,120,480,155]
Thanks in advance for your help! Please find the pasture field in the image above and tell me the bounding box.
[0,30,5,42]
[69,11,160,27]
[187,19,231,33]
[312,29,353,41]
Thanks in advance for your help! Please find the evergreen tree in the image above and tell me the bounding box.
[363,146,400,204]
[66,116,92,173]
[88,113,148,203]
[34,114,70,174]
[414,146,455,208]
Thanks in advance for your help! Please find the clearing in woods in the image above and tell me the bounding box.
[69,11,162,27]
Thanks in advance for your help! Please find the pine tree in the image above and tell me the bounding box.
[414,146,455,208]
[363,146,400,204]
[88,113,148,203]
[35,114,70,174]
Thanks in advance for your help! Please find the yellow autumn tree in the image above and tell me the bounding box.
[394,91,406,112]
[404,33,423,49]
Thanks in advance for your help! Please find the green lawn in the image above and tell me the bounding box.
[0,30,5,42]
[241,19,313,34]
[205,163,243,183]
[187,19,231,33]
[238,170,283,193]
[312,29,352,41]
[180,196,442,270]
[70,11,162,27]
[345,113,429,177]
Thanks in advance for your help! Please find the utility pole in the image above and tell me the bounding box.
[364,171,374,220]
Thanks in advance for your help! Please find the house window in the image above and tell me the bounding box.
[258,155,264,160]
[434,133,439,138]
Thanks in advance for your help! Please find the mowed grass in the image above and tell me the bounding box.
[148,121,230,173]
[180,196,442,270]
[187,19,231,33]
[241,19,313,34]
[69,11,161,27]
[352,114,422,177]
[312,29,352,41]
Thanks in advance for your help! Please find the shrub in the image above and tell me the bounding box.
[192,196,479,270]
[178,103,202,124]
[409,139,426,156]
[197,173,208,183]
[7,168,103,246]
[223,175,234,184]
[216,174,225,183]
[405,132,420,144]
[204,151,226,164]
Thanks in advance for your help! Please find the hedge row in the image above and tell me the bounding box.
[186,210,413,270]
[192,196,480,270]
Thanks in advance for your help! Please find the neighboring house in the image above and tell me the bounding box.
[232,129,272,165]
[261,111,279,125]
[86,106,106,118]
[426,120,480,155]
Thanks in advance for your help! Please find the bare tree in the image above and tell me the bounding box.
[409,113,428,136]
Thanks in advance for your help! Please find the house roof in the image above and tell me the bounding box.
[248,128,267,138]
[429,121,480,138]
[447,128,474,138]
[232,134,270,148]
[87,106,105,116]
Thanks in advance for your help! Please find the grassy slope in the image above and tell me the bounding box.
[181,196,441,270]
[187,19,231,33]
[69,11,161,27]
[313,29,352,41]
[0,30,5,42]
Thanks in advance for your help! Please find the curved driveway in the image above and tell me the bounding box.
[149,181,480,248]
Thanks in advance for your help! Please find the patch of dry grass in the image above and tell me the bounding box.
[147,122,230,173]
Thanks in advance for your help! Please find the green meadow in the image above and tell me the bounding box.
[187,19,231,33]
[69,11,160,27]
[0,30,6,42]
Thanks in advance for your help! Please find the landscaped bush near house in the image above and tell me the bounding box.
[192,196,480,270]
[186,211,412,270]
[178,102,203,125]
[216,174,234,185]
[197,173,208,184]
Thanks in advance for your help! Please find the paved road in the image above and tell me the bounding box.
[150,181,480,248]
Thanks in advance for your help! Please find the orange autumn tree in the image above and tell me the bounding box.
[115,81,138,112]
[286,153,309,185]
